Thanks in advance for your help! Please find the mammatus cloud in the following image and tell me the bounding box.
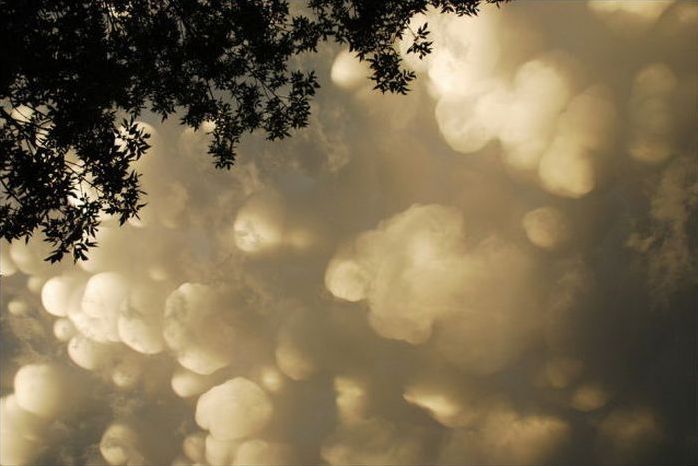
[438,405,570,465]
[326,204,472,344]
[195,378,273,440]
[627,63,679,164]
[404,7,621,200]
[326,203,545,374]
[522,206,570,251]
[587,0,676,36]
[626,155,698,303]
[100,422,146,466]
[596,407,664,465]
[1,1,696,465]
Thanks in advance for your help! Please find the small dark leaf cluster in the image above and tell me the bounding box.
[0,0,507,262]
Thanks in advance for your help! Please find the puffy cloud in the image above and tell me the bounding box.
[118,283,168,355]
[321,417,425,465]
[402,7,623,202]
[81,272,129,319]
[40,275,83,317]
[333,376,369,425]
[538,85,617,198]
[626,155,698,301]
[163,283,237,375]
[1,2,695,464]
[111,353,144,389]
[181,431,206,464]
[0,241,18,276]
[0,395,47,466]
[588,0,675,35]
[627,63,678,164]
[204,434,239,466]
[544,357,583,389]
[326,204,469,344]
[431,240,539,374]
[543,258,594,353]
[324,255,370,303]
[275,338,317,381]
[76,227,131,274]
[231,192,287,255]
[13,364,77,420]
[417,6,502,99]
[117,313,165,356]
[99,422,146,466]
[499,54,577,172]
[230,189,323,256]
[195,378,273,441]
[400,5,560,165]
[67,334,118,371]
[438,406,570,465]
[330,50,371,91]
[596,408,664,464]
[257,365,286,394]
[171,366,219,398]
[326,204,541,374]
[52,317,77,342]
[274,309,323,382]
[402,382,488,428]
[2,365,87,465]
[6,237,56,277]
[7,298,30,316]
[235,439,296,466]
[69,272,129,344]
[523,206,570,250]
[570,383,611,412]
[434,84,508,154]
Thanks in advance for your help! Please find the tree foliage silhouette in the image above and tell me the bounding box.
[1,0,507,262]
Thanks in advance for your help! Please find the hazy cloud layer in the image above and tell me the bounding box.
[1,1,696,465]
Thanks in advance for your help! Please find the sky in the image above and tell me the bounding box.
[1,1,697,465]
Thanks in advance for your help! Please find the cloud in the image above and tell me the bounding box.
[325,204,470,344]
[327,203,543,374]
[321,417,425,465]
[402,381,491,429]
[203,434,240,466]
[627,63,678,164]
[40,276,82,318]
[0,396,47,466]
[163,283,238,375]
[67,333,118,371]
[595,407,664,465]
[74,272,129,343]
[52,318,77,342]
[13,364,77,419]
[537,85,617,198]
[234,439,296,466]
[438,405,570,465]
[588,0,675,35]
[195,378,273,441]
[626,155,698,302]
[171,366,220,399]
[522,206,571,250]
[401,8,624,201]
[99,422,145,466]
[181,431,206,464]
[330,50,372,92]
[570,383,611,412]
[1,2,696,465]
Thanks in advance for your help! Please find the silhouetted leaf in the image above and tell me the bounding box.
[0,0,508,262]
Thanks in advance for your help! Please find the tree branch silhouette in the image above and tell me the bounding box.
[1,0,509,262]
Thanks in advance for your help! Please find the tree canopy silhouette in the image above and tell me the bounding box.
[1,0,507,263]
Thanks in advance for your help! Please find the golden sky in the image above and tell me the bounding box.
[1,1,696,465]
